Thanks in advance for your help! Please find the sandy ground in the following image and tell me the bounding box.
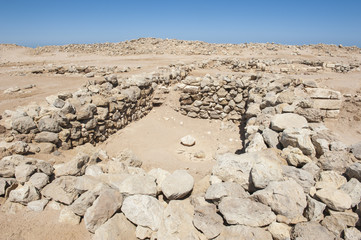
[0,42,361,239]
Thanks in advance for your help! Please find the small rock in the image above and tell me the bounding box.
[180,135,196,147]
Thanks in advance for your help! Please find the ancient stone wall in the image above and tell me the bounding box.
[0,65,191,155]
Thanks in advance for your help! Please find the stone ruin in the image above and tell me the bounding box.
[0,58,361,240]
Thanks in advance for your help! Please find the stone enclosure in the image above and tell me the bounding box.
[0,54,361,240]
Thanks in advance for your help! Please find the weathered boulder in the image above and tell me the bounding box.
[15,164,37,183]
[267,222,291,240]
[70,190,98,216]
[262,128,280,148]
[12,116,37,133]
[305,195,326,221]
[29,172,49,189]
[121,195,164,231]
[345,162,361,182]
[250,159,284,190]
[315,187,352,211]
[344,227,361,240]
[280,128,315,156]
[155,199,203,240]
[321,211,359,236]
[252,179,307,220]
[219,197,276,227]
[27,199,48,212]
[205,182,249,203]
[193,201,223,239]
[350,142,361,160]
[41,176,79,205]
[282,146,312,167]
[291,221,335,240]
[270,113,308,132]
[319,151,353,173]
[282,165,315,193]
[9,184,40,204]
[38,117,61,133]
[59,207,81,225]
[93,213,136,240]
[54,153,89,177]
[340,178,361,207]
[84,188,123,233]
[117,174,157,196]
[246,132,268,153]
[161,170,194,200]
[315,170,347,189]
[34,132,59,144]
[212,149,286,190]
[217,225,272,240]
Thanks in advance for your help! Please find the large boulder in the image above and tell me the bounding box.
[219,197,276,227]
[217,225,272,240]
[280,128,315,156]
[340,178,361,207]
[252,179,307,220]
[8,184,40,204]
[84,188,123,233]
[155,199,203,240]
[282,165,315,193]
[93,213,136,240]
[193,202,223,239]
[212,149,286,190]
[38,117,61,133]
[205,182,249,203]
[12,116,37,133]
[70,190,98,216]
[41,176,79,205]
[29,172,49,189]
[121,195,164,231]
[161,170,194,200]
[250,159,284,190]
[117,174,157,196]
[291,222,335,240]
[34,132,59,144]
[270,113,308,132]
[54,153,89,177]
[345,162,361,182]
[15,164,37,183]
[315,187,352,211]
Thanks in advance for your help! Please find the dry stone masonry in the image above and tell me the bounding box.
[0,49,361,240]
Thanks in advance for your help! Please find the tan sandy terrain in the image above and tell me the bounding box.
[0,39,361,239]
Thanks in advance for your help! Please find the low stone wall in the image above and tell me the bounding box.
[0,65,191,155]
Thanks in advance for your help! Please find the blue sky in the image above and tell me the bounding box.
[1,0,360,47]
